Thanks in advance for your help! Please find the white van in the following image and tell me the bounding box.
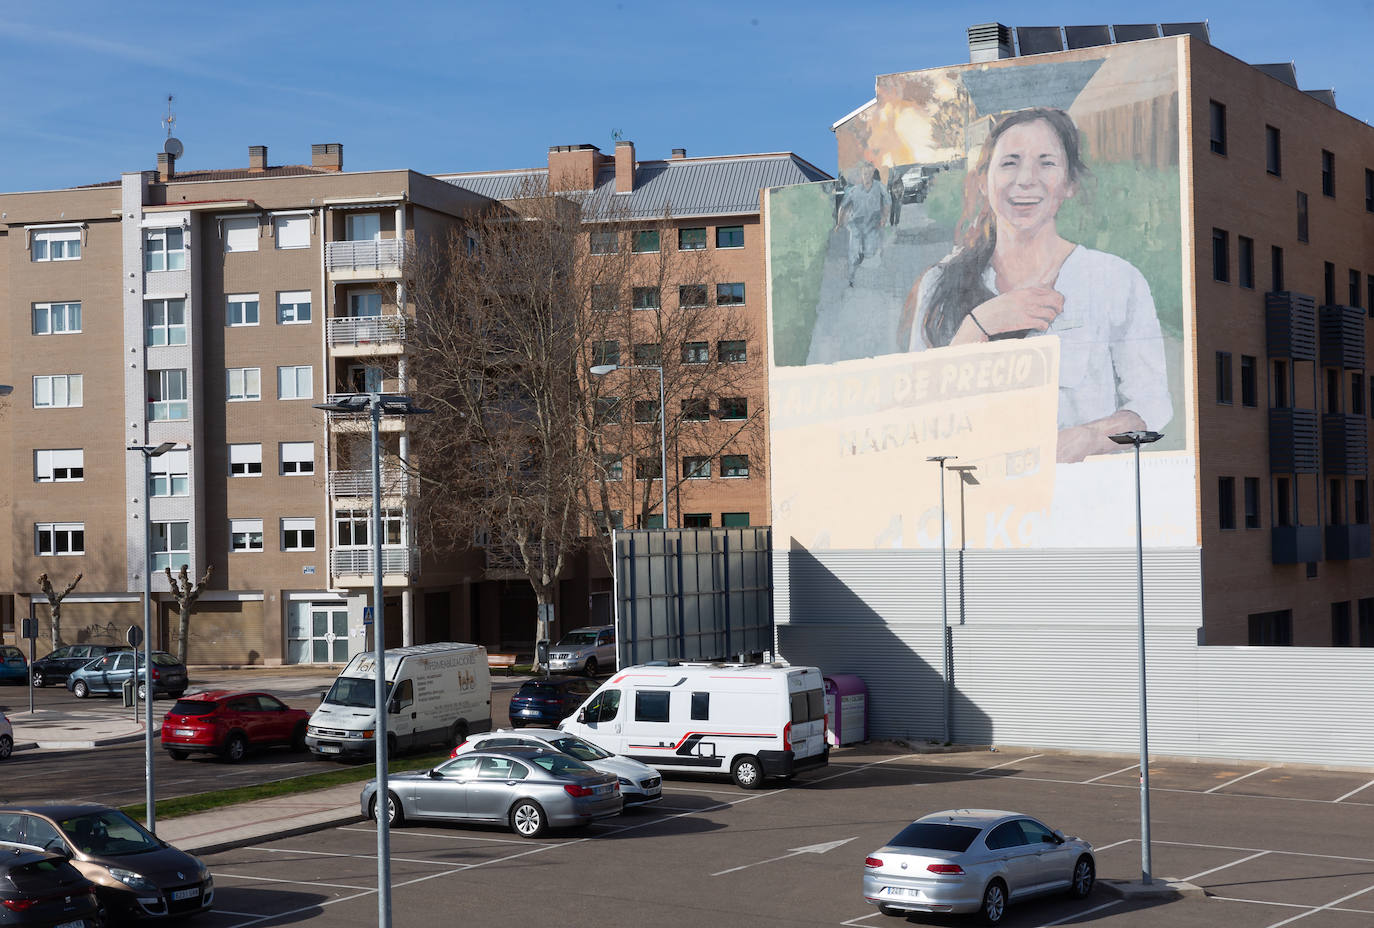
[306,642,491,759]
[559,662,829,789]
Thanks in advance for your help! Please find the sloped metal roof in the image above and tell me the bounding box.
[442,154,830,220]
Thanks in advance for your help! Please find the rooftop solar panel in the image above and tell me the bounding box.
[1065,25,1111,49]
[1016,26,1064,55]
[1112,23,1160,41]
[1255,63,1299,87]
[1161,22,1210,43]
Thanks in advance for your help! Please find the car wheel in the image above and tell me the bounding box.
[980,879,1007,926]
[509,800,546,838]
[221,732,248,764]
[584,657,598,677]
[386,734,398,759]
[291,722,308,753]
[136,683,148,702]
[0,734,12,760]
[30,671,44,688]
[371,792,404,827]
[731,755,764,790]
[72,680,89,699]
[168,749,189,761]
[449,720,468,748]
[1070,855,1095,898]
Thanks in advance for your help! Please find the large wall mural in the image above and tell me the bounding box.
[767,40,1195,550]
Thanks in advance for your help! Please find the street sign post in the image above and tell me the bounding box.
[126,626,143,720]
[22,615,36,715]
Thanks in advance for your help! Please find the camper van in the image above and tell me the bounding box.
[306,642,491,759]
[559,662,829,789]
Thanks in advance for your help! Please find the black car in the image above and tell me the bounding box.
[30,645,130,688]
[507,678,596,729]
[0,842,100,927]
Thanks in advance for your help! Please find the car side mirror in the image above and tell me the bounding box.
[1051,830,1066,844]
[428,769,442,779]
[320,691,328,703]
[577,708,587,723]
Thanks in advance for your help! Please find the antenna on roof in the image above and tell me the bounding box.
[162,94,183,159]
[611,128,623,142]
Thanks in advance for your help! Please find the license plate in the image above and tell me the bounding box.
[175,729,196,737]
[171,888,200,901]
[595,784,612,795]
[317,744,341,754]
[885,887,919,898]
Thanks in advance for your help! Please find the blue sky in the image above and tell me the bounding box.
[2,0,1370,192]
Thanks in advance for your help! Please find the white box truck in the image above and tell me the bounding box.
[306,642,491,759]
[559,662,829,789]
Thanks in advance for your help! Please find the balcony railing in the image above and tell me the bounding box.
[328,467,410,497]
[325,239,405,273]
[330,546,420,577]
[327,314,406,348]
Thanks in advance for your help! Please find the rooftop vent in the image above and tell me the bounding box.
[248,145,267,171]
[968,22,1014,62]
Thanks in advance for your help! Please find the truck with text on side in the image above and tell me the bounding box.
[559,662,828,789]
[306,642,491,759]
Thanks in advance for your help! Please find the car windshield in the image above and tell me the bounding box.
[150,652,180,666]
[548,735,612,761]
[59,810,160,856]
[888,822,981,853]
[517,682,563,696]
[325,676,390,708]
[556,631,598,647]
[170,700,216,716]
[529,753,594,777]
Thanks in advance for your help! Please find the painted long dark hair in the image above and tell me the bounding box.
[920,107,1090,348]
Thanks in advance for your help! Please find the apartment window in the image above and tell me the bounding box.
[145,298,187,346]
[346,364,382,394]
[633,343,661,365]
[33,374,83,409]
[149,449,189,497]
[277,365,312,400]
[589,230,618,255]
[1353,374,1366,416]
[1329,478,1343,524]
[151,521,189,572]
[230,519,264,553]
[277,290,312,324]
[1248,609,1292,645]
[274,214,310,249]
[1240,355,1257,407]
[592,341,619,367]
[681,398,710,421]
[229,443,262,477]
[1355,479,1369,525]
[1346,271,1361,309]
[682,341,708,364]
[679,284,708,307]
[636,456,662,480]
[280,442,314,476]
[227,367,261,402]
[718,340,747,363]
[683,513,712,528]
[227,293,260,327]
[632,287,660,310]
[716,225,744,248]
[1272,360,1290,408]
[1208,100,1226,154]
[1326,368,1340,412]
[222,216,259,253]
[600,455,622,481]
[683,456,711,479]
[721,454,750,478]
[1211,229,1229,282]
[595,396,622,425]
[1296,191,1308,243]
[1218,476,1236,529]
[1369,274,1374,318]
[148,369,188,420]
[1324,263,1336,306]
[591,285,617,313]
[1332,601,1352,647]
[31,227,81,261]
[631,230,659,253]
[35,522,84,556]
[1321,150,1335,197]
[1361,599,1374,646]
[678,227,707,250]
[32,301,81,336]
[345,212,380,242]
[716,282,745,306]
[1215,352,1233,404]
[633,400,660,423]
[1244,477,1261,529]
[34,450,83,483]
[335,508,403,547]
[1265,125,1281,176]
[348,291,382,318]
[281,518,316,552]
[1237,236,1254,289]
[1275,477,1293,527]
[144,227,186,272]
[593,510,623,533]
[1271,246,1284,291]
[718,397,747,420]
[1367,168,1374,212]
[721,512,750,527]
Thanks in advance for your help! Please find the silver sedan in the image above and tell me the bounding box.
[360,745,622,838]
[862,809,1095,925]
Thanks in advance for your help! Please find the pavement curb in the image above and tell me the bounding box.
[176,811,365,856]
[1100,878,1205,900]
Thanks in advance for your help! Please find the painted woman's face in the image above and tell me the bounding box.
[983,118,1075,236]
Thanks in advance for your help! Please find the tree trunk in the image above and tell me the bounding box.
[177,603,193,664]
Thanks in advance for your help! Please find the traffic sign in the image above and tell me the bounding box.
[363,606,374,625]
[126,625,144,648]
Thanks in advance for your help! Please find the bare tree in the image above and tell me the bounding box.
[37,572,82,650]
[165,564,213,664]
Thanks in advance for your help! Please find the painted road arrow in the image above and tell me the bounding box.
[711,837,857,876]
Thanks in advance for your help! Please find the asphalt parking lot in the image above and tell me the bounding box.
[191,747,1374,927]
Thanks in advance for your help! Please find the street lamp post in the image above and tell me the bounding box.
[314,392,428,928]
[589,364,668,528]
[127,440,180,835]
[948,464,979,627]
[926,455,955,744]
[1109,429,1163,886]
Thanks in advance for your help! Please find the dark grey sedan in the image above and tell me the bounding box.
[66,651,186,701]
[30,645,129,688]
[360,745,622,838]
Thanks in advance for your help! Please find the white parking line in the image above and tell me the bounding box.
[1204,766,1272,793]
[210,870,371,890]
[1155,838,1374,865]
[972,753,1043,775]
[1183,849,1271,881]
[1092,839,1136,852]
[338,826,537,845]
[1034,899,1122,926]
[1209,895,1374,915]
[1264,883,1374,927]
[1333,779,1374,802]
[1081,762,1139,784]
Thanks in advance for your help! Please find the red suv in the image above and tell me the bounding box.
[161,691,310,763]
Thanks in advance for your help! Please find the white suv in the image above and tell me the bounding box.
[547,625,615,676]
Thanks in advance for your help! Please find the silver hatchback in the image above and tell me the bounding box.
[546,626,615,676]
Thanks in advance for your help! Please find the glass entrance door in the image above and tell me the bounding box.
[287,604,350,663]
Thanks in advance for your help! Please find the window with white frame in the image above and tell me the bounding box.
[277,290,312,324]
[230,519,264,553]
[227,293,260,327]
[151,521,189,571]
[149,449,189,497]
[334,508,404,547]
[33,374,82,408]
[683,456,711,479]
[273,214,310,249]
[227,367,261,402]
[31,227,81,262]
[348,292,382,317]
[229,443,262,477]
[35,522,84,555]
[32,301,81,335]
[721,454,750,478]
[144,227,186,271]
[145,299,187,346]
[148,369,188,420]
[345,212,380,241]
[280,442,314,475]
[281,517,316,551]
[278,365,312,400]
[222,216,259,253]
[34,449,83,483]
